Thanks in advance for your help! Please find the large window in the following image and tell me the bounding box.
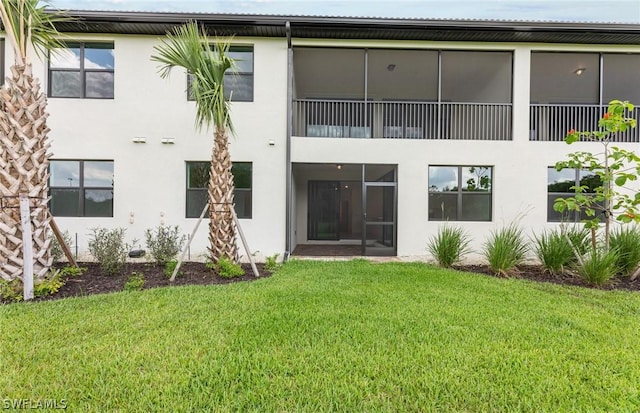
[547,167,602,222]
[49,160,114,217]
[188,45,254,102]
[186,162,252,218]
[49,42,114,98]
[429,166,492,221]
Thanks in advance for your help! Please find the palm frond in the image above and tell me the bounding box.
[0,0,67,65]
[151,22,235,132]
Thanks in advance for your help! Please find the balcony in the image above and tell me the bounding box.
[530,104,640,142]
[530,52,640,143]
[294,99,512,140]
[293,48,513,141]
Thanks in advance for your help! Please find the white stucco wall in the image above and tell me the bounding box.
[5,32,640,263]
[24,34,288,261]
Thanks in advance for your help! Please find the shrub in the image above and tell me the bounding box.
[610,226,640,277]
[164,259,183,278]
[88,227,129,275]
[427,225,472,268]
[0,279,22,302]
[34,270,65,298]
[145,225,186,265]
[50,230,73,263]
[124,272,145,291]
[575,248,619,286]
[483,224,529,276]
[533,229,578,275]
[216,256,244,278]
[58,265,85,278]
[265,253,280,272]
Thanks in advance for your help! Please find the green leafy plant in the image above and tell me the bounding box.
[144,225,186,266]
[58,265,85,278]
[124,272,145,292]
[427,224,472,268]
[575,248,619,286]
[565,225,591,256]
[264,253,280,272]
[610,226,640,277]
[50,230,73,262]
[34,269,65,298]
[483,224,529,276]
[204,259,216,271]
[554,100,638,249]
[215,256,244,278]
[0,279,22,302]
[164,259,183,278]
[88,227,130,275]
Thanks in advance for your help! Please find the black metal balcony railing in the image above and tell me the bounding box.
[293,99,513,140]
[530,104,640,142]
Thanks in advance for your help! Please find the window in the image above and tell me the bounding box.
[547,167,602,222]
[188,45,254,102]
[49,42,114,98]
[186,162,252,218]
[428,166,492,221]
[49,160,114,217]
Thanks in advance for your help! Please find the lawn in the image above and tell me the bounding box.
[1,260,639,411]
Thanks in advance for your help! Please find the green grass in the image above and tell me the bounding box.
[1,260,639,411]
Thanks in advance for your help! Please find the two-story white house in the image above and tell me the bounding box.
[15,10,640,260]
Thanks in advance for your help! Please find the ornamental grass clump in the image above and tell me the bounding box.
[483,224,529,276]
[427,225,472,268]
[533,226,589,275]
[610,226,640,277]
[576,248,619,286]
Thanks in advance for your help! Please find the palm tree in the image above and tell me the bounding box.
[152,23,239,262]
[0,0,65,282]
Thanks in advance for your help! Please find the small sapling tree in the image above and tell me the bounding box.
[554,100,640,277]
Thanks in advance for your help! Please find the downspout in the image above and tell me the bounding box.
[284,20,293,261]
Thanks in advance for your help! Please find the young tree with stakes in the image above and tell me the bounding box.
[152,23,239,263]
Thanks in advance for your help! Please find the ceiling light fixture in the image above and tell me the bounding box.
[574,67,586,76]
[336,164,342,170]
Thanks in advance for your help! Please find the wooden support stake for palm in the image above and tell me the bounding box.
[170,204,208,282]
[19,195,34,300]
[48,211,77,267]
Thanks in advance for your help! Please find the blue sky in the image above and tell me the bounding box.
[48,0,640,23]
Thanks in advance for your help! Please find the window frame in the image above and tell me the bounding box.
[185,161,253,219]
[428,165,493,222]
[547,167,602,223]
[49,159,114,217]
[48,41,115,99]
[187,45,254,103]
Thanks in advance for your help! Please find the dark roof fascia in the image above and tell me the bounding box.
[54,10,640,45]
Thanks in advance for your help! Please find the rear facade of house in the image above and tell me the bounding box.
[15,11,640,261]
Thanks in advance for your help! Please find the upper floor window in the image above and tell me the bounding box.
[188,45,254,102]
[49,42,114,99]
[186,162,252,219]
[547,167,602,222]
[49,160,114,217]
[428,165,492,221]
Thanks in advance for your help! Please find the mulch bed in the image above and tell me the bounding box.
[1,262,272,304]
[454,264,640,291]
[3,261,639,305]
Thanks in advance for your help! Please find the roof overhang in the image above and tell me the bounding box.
[54,10,640,45]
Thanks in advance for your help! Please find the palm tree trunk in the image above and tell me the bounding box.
[0,63,52,281]
[208,126,238,262]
